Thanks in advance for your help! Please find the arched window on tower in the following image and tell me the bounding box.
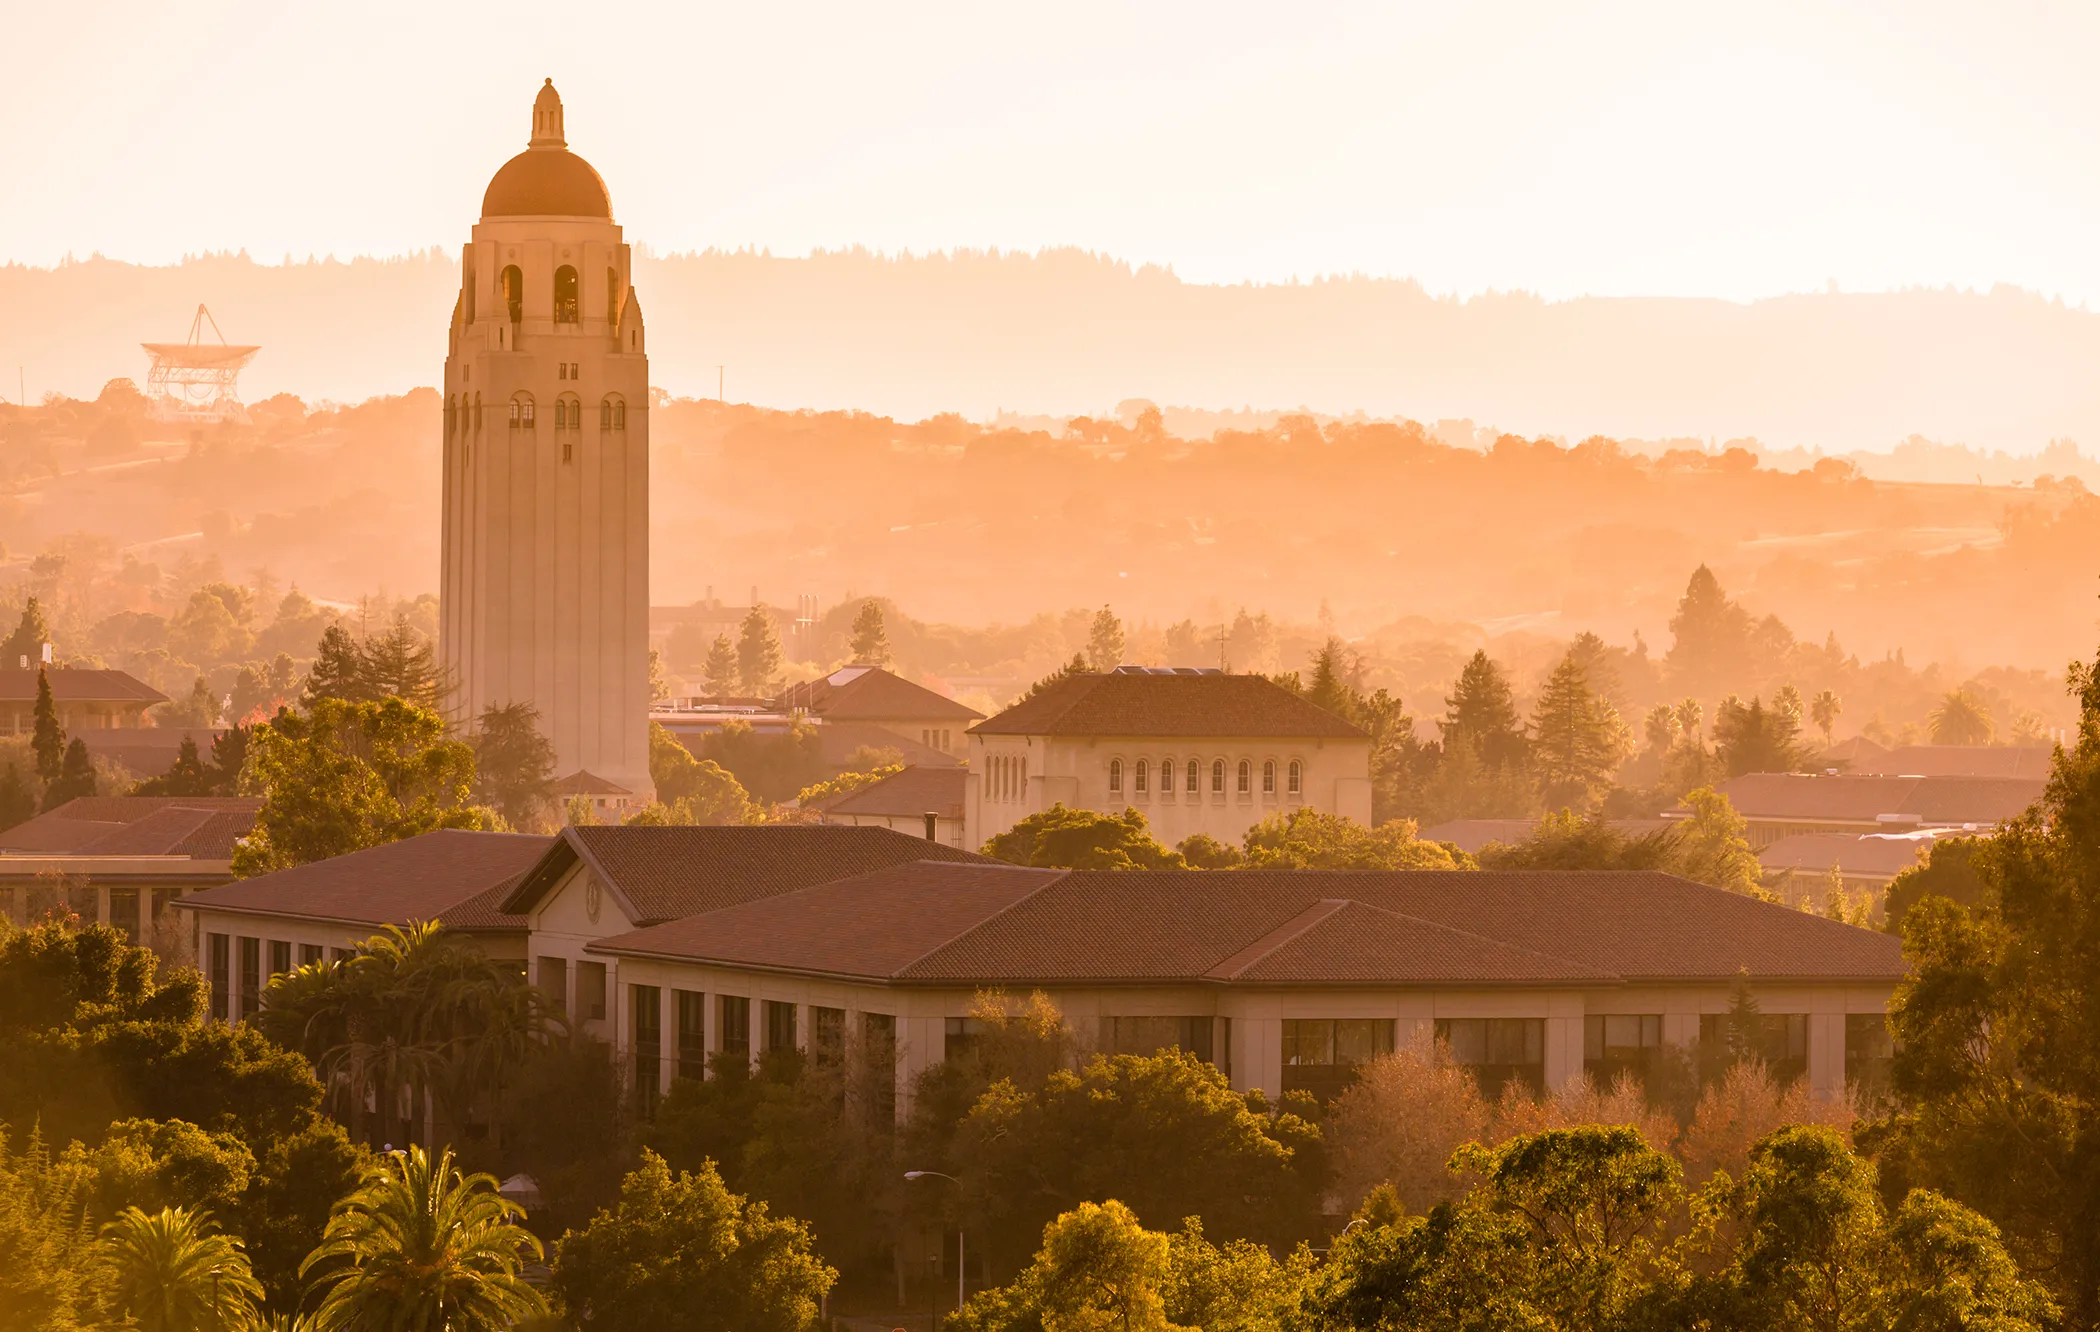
[557,393,581,430]
[509,392,535,430]
[1187,759,1199,793]
[1212,759,1225,793]
[611,395,627,430]
[554,265,579,324]
[501,266,523,325]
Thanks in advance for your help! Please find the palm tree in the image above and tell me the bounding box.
[1930,689,1995,746]
[1810,689,1841,747]
[302,1145,547,1331]
[99,1205,264,1332]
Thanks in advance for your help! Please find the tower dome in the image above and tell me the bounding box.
[481,79,612,220]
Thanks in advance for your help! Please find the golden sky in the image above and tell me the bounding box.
[9,1,2100,303]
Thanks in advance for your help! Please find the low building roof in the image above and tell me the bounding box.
[0,668,168,706]
[1845,745,2057,780]
[776,665,984,723]
[1699,773,2044,826]
[1417,819,1542,854]
[551,771,632,797]
[815,721,960,769]
[1758,831,1948,880]
[175,830,553,932]
[500,824,992,925]
[808,766,967,820]
[971,671,1367,741]
[591,862,1905,988]
[0,796,259,858]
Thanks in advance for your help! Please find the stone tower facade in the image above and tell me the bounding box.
[440,80,652,805]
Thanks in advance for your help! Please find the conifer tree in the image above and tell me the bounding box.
[703,633,740,696]
[304,623,368,707]
[1305,637,1360,723]
[1439,651,1528,772]
[0,763,36,832]
[31,667,64,781]
[361,614,442,710]
[1530,653,1630,810]
[133,736,210,797]
[1664,564,1754,701]
[1087,605,1127,671]
[1,597,52,668]
[737,606,784,695]
[849,599,892,666]
[41,737,95,811]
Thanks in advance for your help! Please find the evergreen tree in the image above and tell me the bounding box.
[41,737,96,811]
[31,667,64,781]
[1664,564,1754,701]
[849,599,892,665]
[0,763,36,832]
[207,724,251,794]
[1087,605,1127,671]
[133,736,210,797]
[473,701,558,829]
[1724,967,1764,1067]
[1529,653,1630,810]
[1440,651,1528,771]
[1,597,52,668]
[164,676,221,730]
[303,623,368,707]
[1305,637,1359,723]
[702,633,740,696]
[737,606,784,695]
[1023,653,1092,701]
[361,614,442,710]
[1714,694,1808,776]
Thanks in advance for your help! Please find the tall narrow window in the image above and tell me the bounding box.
[1263,760,1276,794]
[1288,760,1302,795]
[1188,759,1200,793]
[600,396,613,430]
[676,990,706,1082]
[632,985,662,1114]
[1134,760,1148,794]
[509,392,535,429]
[445,394,456,439]
[613,398,627,429]
[208,933,229,1022]
[765,1001,797,1053]
[719,995,751,1058]
[464,254,476,322]
[554,265,579,323]
[238,937,260,1021]
[501,265,523,324]
[1108,759,1122,794]
[1212,759,1225,792]
[1159,758,1175,794]
[1238,760,1252,794]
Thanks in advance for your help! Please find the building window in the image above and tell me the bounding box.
[764,1000,797,1053]
[1846,1013,1894,1095]
[1212,759,1225,793]
[577,960,608,1021]
[1263,760,1276,794]
[1439,1017,1546,1097]
[676,990,706,1082]
[1237,760,1252,794]
[558,393,580,431]
[1134,760,1148,794]
[501,264,523,323]
[110,888,139,941]
[299,943,323,967]
[1584,1014,1662,1083]
[719,995,751,1058]
[1700,1013,1809,1085]
[632,985,662,1115]
[1108,759,1122,794]
[563,441,573,464]
[1159,758,1174,794]
[863,1012,897,1125]
[269,940,291,980]
[945,1016,985,1060]
[1101,1016,1214,1066]
[509,392,535,429]
[538,956,568,1015]
[554,264,580,323]
[238,937,260,1021]
[1282,1018,1395,1100]
[208,933,229,1022]
[812,1005,846,1064]
[1288,760,1302,795]
[1187,759,1200,793]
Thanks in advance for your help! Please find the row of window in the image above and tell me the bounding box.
[4,884,183,940]
[1107,756,1302,797]
[988,753,1028,801]
[608,980,900,1117]
[442,393,630,438]
[485,263,619,327]
[205,932,333,1023]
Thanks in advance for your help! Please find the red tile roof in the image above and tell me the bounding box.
[176,830,553,932]
[0,669,168,705]
[1847,745,2057,780]
[808,766,967,820]
[501,824,992,924]
[776,666,984,723]
[1703,773,2044,825]
[815,721,960,769]
[971,671,1366,740]
[590,864,1905,987]
[0,797,260,857]
[1758,832,1941,880]
[551,770,632,797]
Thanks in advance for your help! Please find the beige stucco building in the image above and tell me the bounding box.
[966,668,1374,851]
[440,81,652,803]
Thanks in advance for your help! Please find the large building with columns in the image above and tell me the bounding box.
[181,826,1903,1107]
[440,80,653,803]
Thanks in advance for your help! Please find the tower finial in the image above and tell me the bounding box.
[530,78,566,149]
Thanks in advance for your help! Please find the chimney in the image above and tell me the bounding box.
[923,811,939,841]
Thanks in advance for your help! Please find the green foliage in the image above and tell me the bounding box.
[1664,563,1755,701]
[97,1205,264,1332]
[951,1049,1323,1272]
[1714,693,1811,777]
[355,614,443,711]
[131,737,210,798]
[1241,807,1472,870]
[984,802,1185,869]
[1440,650,1529,773]
[737,605,785,694]
[0,1128,98,1331]
[551,1151,836,1331]
[1477,809,1681,871]
[1175,831,1244,869]
[299,625,364,709]
[1811,688,1843,745]
[702,632,739,695]
[1024,652,1092,701]
[301,1145,547,1332]
[0,762,36,832]
[71,1118,254,1224]
[849,598,892,665]
[32,667,64,782]
[646,721,765,820]
[795,760,903,808]
[678,718,827,805]
[233,1118,367,1312]
[1930,688,1997,745]
[1883,835,1987,934]
[40,737,95,811]
[471,701,557,829]
[1670,785,1764,894]
[1087,605,1127,671]
[3,596,54,667]
[232,696,493,875]
[1530,651,1631,810]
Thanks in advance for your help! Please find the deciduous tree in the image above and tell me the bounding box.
[849,598,892,665]
[983,803,1184,870]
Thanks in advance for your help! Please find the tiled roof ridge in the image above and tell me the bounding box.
[1202,898,1350,979]
[1205,895,1620,982]
[885,863,1070,977]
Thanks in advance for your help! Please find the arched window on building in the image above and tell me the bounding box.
[509,392,534,429]
[1288,760,1302,795]
[1108,759,1123,795]
[554,265,579,324]
[1263,761,1276,794]
[603,394,626,431]
[1158,758,1174,794]
[558,394,581,430]
[1134,760,1148,794]
[613,397,627,429]
[1212,759,1225,793]
[1188,759,1200,794]
[501,265,523,324]
[1237,760,1252,794]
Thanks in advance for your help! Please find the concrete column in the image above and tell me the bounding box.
[897,1014,943,1117]
[659,991,676,1076]
[1544,1015,1585,1091]
[795,1003,811,1053]
[1809,1012,1846,1100]
[1241,1016,1282,1098]
[747,998,762,1066]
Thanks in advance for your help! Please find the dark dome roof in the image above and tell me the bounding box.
[481,148,612,219]
[480,80,612,219]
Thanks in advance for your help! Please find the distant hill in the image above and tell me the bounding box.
[4,248,2098,454]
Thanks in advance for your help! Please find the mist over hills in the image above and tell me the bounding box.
[5,248,2098,453]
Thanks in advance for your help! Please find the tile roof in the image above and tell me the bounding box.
[809,765,967,820]
[776,666,984,723]
[0,669,168,705]
[501,824,993,924]
[1419,818,1675,854]
[1758,832,1942,880]
[551,770,632,797]
[1703,773,2044,825]
[591,864,1905,987]
[0,797,260,856]
[815,721,960,769]
[1847,745,2057,780]
[971,672,1368,740]
[176,830,553,932]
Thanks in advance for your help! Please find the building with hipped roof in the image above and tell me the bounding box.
[1676,771,2043,848]
[774,664,984,761]
[2,796,259,941]
[804,765,968,846]
[1,668,169,734]
[966,668,1373,851]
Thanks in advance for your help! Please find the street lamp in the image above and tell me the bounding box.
[904,1170,965,1314]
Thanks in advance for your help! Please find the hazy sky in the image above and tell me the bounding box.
[10,1,2100,303]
